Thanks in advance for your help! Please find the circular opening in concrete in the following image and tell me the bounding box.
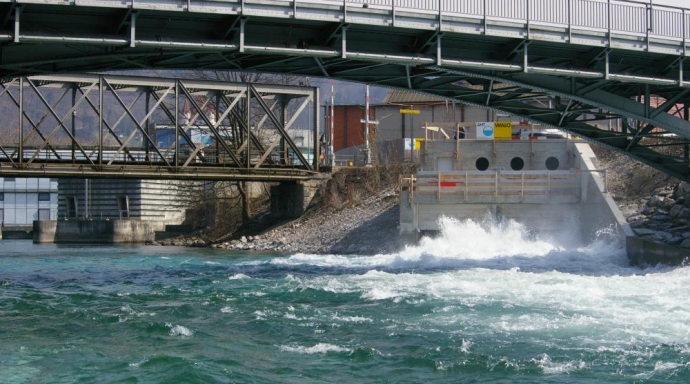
[476,157,490,171]
[545,156,560,170]
[510,157,525,171]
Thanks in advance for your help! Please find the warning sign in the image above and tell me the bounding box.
[494,121,512,140]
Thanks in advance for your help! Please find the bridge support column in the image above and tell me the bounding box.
[33,220,57,243]
[270,181,320,220]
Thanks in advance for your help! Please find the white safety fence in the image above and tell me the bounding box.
[402,170,581,202]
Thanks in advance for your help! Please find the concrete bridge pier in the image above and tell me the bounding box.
[270,180,321,220]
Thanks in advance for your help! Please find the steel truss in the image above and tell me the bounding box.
[0,74,320,181]
[2,1,690,180]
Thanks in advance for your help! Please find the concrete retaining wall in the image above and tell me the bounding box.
[573,143,635,240]
[400,140,633,245]
[33,220,165,244]
[627,236,689,266]
[1,226,33,239]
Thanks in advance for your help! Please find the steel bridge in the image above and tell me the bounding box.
[0,74,320,181]
[3,0,690,180]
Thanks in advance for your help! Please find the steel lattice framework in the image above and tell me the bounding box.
[2,0,690,179]
[0,74,320,180]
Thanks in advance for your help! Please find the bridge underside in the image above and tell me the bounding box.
[2,1,690,180]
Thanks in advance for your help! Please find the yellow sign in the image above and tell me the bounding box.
[400,109,421,115]
[494,121,513,140]
[414,138,425,150]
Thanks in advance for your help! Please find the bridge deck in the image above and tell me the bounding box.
[2,1,690,180]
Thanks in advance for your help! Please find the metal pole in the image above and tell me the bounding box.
[98,75,103,167]
[607,0,612,47]
[365,84,371,165]
[84,179,88,219]
[72,86,76,163]
[313,86,320,170]
[175,80,179,170]
[330,83,335,167]
[246,84,251,168]
[685,102,690,161]
[568,0,572,42]
[18,77,23,166]
[145,89,150,162]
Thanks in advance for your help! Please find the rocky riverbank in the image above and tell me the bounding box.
[208,187,401,254]
[151,166,407,254]
[619,183,690,248]
[592,145,690,251]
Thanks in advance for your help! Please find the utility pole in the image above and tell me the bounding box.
[360,85,379,166]
[365,85,371,165]
[330,83,335,167]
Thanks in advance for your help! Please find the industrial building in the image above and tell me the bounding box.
[326,90,498,164]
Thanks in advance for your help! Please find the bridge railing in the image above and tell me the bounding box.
[72,0,690,43]
[315,0,689,40]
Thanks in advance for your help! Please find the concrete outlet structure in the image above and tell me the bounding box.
[400,138,633,245]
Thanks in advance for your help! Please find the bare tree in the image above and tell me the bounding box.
[170,70,312,235]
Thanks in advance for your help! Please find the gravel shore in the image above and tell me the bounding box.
[208,186,402,254]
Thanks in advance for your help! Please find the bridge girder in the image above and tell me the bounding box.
[0,74,320,181]
[1,0,690,180]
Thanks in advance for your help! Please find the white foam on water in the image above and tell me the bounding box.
[331,314,372,323]
[279,343,352,354]
[220,306,234,314]
[273,217,631,273]
[459,339,472,354]
[166,323,193,336]
[229,273,251,280]
[534,354,587,375]
[128,357,148,368]
[274,217,690,348]
[631,361,690,380]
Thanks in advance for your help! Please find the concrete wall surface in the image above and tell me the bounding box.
[33,220,165,243]
[58,179,188,223]
[573,143,634,240]
[627,236,689,266]
[421,139,576,172]
[400,141,632,246]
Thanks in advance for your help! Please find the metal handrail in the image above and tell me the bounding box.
[27,1,688,49]
[304,0,688,40]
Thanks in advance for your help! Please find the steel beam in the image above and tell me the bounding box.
[0,74,319,180]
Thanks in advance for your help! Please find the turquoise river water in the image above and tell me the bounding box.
[1,217,690,383]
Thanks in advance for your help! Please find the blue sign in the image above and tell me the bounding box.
[483,126,494,137]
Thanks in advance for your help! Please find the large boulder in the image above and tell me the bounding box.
[675,182,690,207]
[647,195,665,207]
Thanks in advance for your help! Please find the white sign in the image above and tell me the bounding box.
[405,138,413,149]
[476,122,494,140]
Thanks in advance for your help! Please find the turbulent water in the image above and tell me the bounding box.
[2,217,690,383]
